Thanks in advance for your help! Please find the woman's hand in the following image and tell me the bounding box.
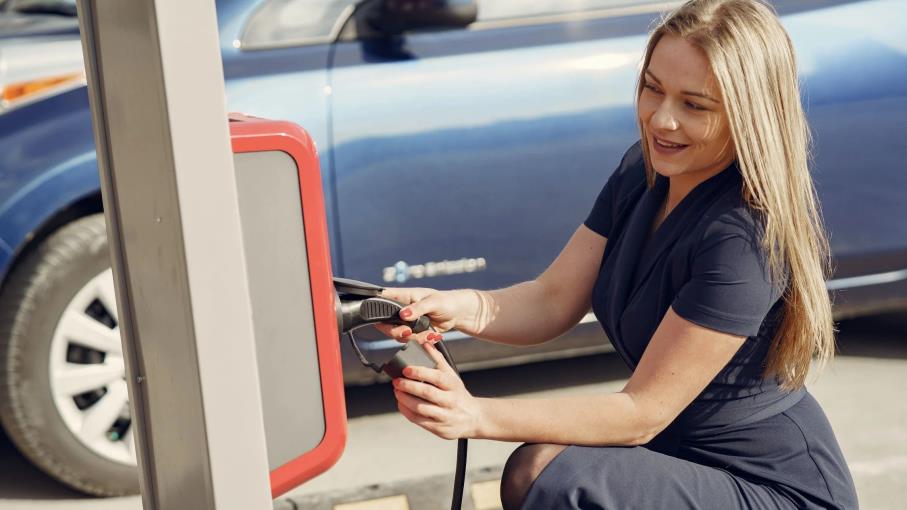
[374,287,479,344]
[392,342,484,440]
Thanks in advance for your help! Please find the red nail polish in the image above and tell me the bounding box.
[400,309,412,318]
[401,330,412,338]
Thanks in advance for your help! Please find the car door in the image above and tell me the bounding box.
[328,1,667,289]
[780,0,907,305]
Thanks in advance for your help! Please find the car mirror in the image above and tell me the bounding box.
[368,0,477,36]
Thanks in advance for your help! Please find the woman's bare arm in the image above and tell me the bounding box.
[456,224,607,346]
[465,307,746,444]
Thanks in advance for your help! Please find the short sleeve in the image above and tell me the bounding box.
[671,214,784,337]
[584,142,643,238]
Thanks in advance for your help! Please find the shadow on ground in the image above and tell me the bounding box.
[0,427,85,500]
[835,311,907,359]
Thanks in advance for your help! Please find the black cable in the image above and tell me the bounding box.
[451,437,467,510]
[346,329,384,373]
[435,337,467,510]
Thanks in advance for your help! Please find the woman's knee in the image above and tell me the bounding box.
[500,443,568,510]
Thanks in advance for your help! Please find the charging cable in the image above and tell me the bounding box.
[346,326,467,510]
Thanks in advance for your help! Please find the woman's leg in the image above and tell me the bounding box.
[506,444,799,510]
[500,443,568,510]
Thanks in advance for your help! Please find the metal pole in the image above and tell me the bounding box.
[77,1,272,508]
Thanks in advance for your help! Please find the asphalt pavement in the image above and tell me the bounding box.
[1,312,905,510]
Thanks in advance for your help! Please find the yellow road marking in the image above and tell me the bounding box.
[335,495,409,510]
[471,479,503,510]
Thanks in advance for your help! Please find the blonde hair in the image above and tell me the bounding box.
[636,0,834,389]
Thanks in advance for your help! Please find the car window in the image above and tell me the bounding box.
[240,0,357,50]
[478,0,662,22]
[240,0,665,50]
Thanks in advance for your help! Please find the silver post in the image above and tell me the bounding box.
[77,0,272,508]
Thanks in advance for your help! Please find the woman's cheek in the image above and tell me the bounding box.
[637,95,658,122]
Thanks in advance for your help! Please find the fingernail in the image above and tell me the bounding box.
[400,309,412,318]
[429,333,442,342]
[401,330,412,338]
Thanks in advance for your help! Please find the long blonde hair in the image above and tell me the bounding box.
[637,0,834,389]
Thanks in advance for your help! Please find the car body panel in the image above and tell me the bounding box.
[0,85,98,281]
[783,1,907,275]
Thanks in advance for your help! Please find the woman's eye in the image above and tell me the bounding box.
[644,83,661,94]
[686,101,706,111]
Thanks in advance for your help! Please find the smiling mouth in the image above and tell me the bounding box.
[653,136,689,149]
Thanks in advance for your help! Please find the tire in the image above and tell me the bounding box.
[0,214,138,496]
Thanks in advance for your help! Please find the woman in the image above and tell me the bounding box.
[375,0,858,508]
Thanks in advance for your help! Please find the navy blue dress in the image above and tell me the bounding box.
[522,143,858,509]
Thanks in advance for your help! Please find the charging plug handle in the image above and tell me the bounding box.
[340,296,430,334]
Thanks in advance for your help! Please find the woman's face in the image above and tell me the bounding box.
[638,34,735,179]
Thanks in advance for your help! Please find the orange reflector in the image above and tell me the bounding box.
[2,72,84,104]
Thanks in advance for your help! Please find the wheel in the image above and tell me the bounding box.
[0,214,137,496]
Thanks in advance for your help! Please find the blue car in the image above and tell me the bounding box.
[0,0,904,497]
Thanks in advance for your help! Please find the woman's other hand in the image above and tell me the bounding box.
[373,287,476,344]
[392,342,483,440]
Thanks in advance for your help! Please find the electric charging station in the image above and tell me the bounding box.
[77,1,347,508]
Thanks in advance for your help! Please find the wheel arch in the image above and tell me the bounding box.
[0,184,104,300]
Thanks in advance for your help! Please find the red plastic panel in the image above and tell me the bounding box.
[229,113,346,498]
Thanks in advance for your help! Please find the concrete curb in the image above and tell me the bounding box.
[278,465,505,510]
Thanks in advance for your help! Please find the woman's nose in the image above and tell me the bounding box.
[650,102,679,131]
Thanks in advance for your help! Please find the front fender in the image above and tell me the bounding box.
[0,152,101,282]
[0,86,101,283]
